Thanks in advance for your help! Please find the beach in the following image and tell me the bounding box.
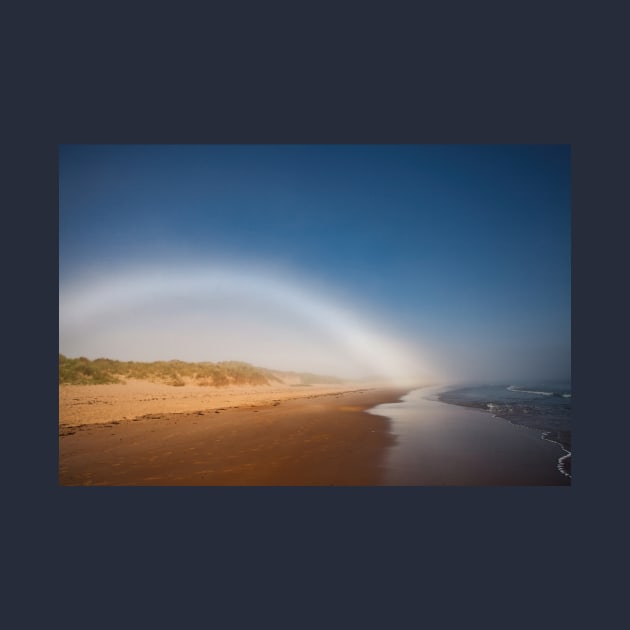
[59,383,405,486]
[371,387,570,485]
[59,381,569,486]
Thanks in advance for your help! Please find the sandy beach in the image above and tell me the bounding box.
[59,380,371,427]
[59,383,405,485]
[59,381,570,486]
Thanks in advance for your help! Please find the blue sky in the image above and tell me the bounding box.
[59,145,571,384]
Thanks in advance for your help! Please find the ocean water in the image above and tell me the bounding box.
[437,383,571,478]
[367,386,570,485]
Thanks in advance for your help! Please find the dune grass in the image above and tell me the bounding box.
[58,355,344,387]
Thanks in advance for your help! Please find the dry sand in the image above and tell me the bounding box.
[59,381,570,486]
[59,380,366,427]
[59,383,405,486]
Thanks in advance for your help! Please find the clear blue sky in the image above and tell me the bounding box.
[59,145,571,383]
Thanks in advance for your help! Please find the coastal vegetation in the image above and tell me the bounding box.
[58,354,344,387]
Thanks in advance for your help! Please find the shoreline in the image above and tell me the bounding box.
[540,432,572,479]
[433,389,572,480]
[370,387,570,485]
[59,387,409,486]
[59,381,570,486]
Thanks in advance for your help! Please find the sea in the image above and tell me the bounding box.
[437,383,572,478]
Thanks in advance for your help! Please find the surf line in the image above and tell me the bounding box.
[541,432,572,479]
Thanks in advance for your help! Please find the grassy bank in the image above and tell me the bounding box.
[58,355,345,387]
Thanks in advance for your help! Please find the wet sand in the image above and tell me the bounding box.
[59,387,406,486]
[59,383,570,486]
[370,388,570,486]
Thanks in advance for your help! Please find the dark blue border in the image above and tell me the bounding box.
[7,5,619,626]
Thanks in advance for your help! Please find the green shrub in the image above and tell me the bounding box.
[58,355,345,387]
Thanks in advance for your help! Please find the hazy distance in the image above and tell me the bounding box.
[59,145,571,386]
